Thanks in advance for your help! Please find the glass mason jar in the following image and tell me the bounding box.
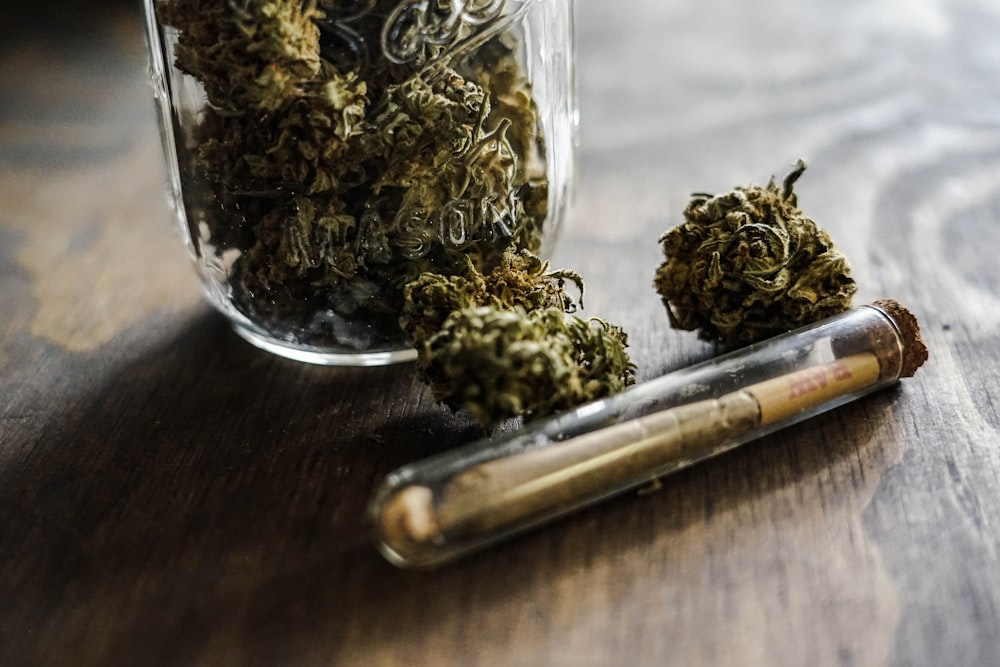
[143,0,577,365]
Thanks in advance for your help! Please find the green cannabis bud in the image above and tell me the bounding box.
[402,249,634,430]
[155,0,551,351]
[654,160,856,347]
[401,247,582,347]
[422,306,634,430]
[157,0,324,112]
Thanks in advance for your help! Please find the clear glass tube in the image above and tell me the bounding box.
[369,301,926,567]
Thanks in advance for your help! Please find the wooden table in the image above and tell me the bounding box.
[3,1,999,665]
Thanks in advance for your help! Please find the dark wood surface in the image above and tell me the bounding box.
[3,1,999,665]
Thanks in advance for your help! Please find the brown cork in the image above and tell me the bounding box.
[872,299,929,378]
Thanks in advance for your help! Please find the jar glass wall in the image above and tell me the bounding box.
[144,0,577,365]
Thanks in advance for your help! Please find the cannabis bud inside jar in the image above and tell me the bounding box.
[145,0,577,364]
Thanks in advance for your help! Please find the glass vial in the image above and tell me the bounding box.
[144,0,577,365]
[370,302,927,567]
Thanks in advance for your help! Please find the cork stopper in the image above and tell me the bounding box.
[871,299,928,378]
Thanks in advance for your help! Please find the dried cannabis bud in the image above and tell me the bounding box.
[155,0,551,351]
[158,0,324,112]
[401,247,582,347]
[654,160,856,347]
[422,306,634,430]
[402,249,634,430]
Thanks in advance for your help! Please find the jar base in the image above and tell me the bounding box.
[232,323,417,367]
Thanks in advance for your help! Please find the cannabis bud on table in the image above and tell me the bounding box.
[403,249,636,430]
[150,0,574,362]
[654,160,856,347]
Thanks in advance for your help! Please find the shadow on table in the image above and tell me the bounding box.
[0,307,476,662]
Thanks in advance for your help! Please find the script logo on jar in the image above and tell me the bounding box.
[382,0,511,64]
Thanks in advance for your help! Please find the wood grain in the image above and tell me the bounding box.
[2,1,1000,665]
